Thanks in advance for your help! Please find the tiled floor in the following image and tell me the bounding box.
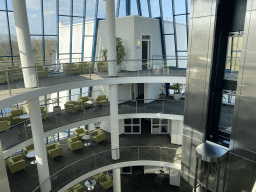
[7,132,182,192]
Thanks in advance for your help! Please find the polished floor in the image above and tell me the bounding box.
[0,96,185,151]
[7,132,181,192]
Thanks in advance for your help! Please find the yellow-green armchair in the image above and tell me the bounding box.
[36,65,48,78]
[0,115,11,132]
[65,183,85,192]
[40,106,48,120]
[8,66,23,82]
[8,109,27,125]
[47,142,63,159]
[93,172,107,183]
[73,127,88,139]
[91,129,105,143]
[97,61,108,72]
[99,174,113,190]
[7,154,26,174]
[96,95,109,106]
[23,144,34,156]
[67,136,82,151]
[64,63,81,74]
[77,96,93,107]
[65,100,83,113]
[80,62,94,73]
[0,71,7,84]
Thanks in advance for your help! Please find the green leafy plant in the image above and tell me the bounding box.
[93,122,101,128]
[116,37,126,65]
[170,83,184,94]
[101,49,108,61]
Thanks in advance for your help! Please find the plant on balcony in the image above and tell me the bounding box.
[170,83,184,100]
[94,122,101,129]
[116,37,126,66]
[101,49,108,61]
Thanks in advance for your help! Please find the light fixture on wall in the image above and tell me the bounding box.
[136,36,141,49]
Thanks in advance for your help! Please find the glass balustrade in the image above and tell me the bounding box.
[32,146,179,192]
[0,58,187,100]
[0,98,184,151]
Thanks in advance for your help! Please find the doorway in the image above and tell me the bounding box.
[141,118,151,135]
[142,35,151,69]
[137,83,144,100]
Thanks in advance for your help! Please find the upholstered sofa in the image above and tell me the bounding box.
[77,96,93,107]
[7,66,23,82]
[67,136,82,151]
[97,61,108,72]
[65,100,83,113]
[73,127,88,139]
[23,144,34,156]
[99,174,113,190]
[0,71,7,84]
[90,129,105,143]
[80,62,94,73]
[8,109,27,125]
[40,106,48,120]
[93,172,107,183]
[46,142,63,159]
[64,63,81,74]
[36,65,48,78]
[0,115,11,132]
[65,183,85,192]
[96,95,109,106]
[7,154,26,174]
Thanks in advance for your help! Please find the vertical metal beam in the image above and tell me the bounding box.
[91,0,99,62]
[69,89,71,100]
[41,0,45,65]
[116,0,121,17]
[88,86,92,97]
[185,0,189,48]
[69,0,73,63]
[171,0,178,69]
[56,0,59,61]
[136,0,142,16]
[159,0,166,60]
[147,0,152,18]
[5,0,14,66]
[81,0,87,62]
[126,0,131,16]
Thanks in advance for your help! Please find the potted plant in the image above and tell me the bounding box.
[101,49,108,61]
[170,83,184,100]
[159,85,166,99]
[94,122,101,129]
[52,98,61,115]
[116,37,126,72]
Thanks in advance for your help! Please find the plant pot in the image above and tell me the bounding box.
[173,93,181,100]
[53,106,61,115]
[159,94,165,99]
[95,126,100,129]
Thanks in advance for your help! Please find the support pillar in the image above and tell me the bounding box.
[105,0,117,76]
[113,168,121,192]
[27,98,51,192]
[12,0,37,88]
[0,141,10,192]
[171,120,183,145]
[110,84,119,159]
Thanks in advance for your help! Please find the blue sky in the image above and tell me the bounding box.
[0,0,190,36]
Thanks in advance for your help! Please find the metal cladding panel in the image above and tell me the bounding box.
[233,96,256,152]
[185,86,207,133]
[227,153,254,192]
[240,11,256,87]
[189,16,215,80]
[193,0,217,18]
[253,0,256,10]
[240,85,256,98]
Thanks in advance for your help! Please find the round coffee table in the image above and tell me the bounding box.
[86,100,96,111]
[81,135,92,146]
[26,151,37,164]
[85,178,96,191]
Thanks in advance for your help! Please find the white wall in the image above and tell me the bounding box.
[144,83,165,103]
[87,119,124,135]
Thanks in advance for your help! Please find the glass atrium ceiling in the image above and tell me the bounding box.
[0,0,190,66]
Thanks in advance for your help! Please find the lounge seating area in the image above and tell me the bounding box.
[65,100,83,113]
[91,129,105,143]
[67,136,83,151]
[23,144,34,156]
[47,142,63,159]
[97,61,108,72]
[96,95,109,106]
[73,127,88,139]
[6,154,26,174]
[80,62,94,73]
[7,66,23,82]
[77,96,93,108]
[98,174,113,190]
[0,115,11,132]
[64,63,81,75]
[36,65,48,78]
[8,108,27,125]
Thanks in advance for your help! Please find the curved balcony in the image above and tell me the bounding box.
[31,146,181,192]
[0,59,187,102]
[0,97,184,154]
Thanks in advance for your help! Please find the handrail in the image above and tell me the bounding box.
[32,146,179,192]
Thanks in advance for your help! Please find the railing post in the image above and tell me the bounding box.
[6,71,11,95]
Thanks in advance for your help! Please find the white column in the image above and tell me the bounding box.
[169,168,180,186]
[113,168,121,192]
[110,84,119,159]
[171,120,183,145]
[12,0,37,88]
[105,0,117,76]
[0,141,10,192]
[27,98,51,192]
